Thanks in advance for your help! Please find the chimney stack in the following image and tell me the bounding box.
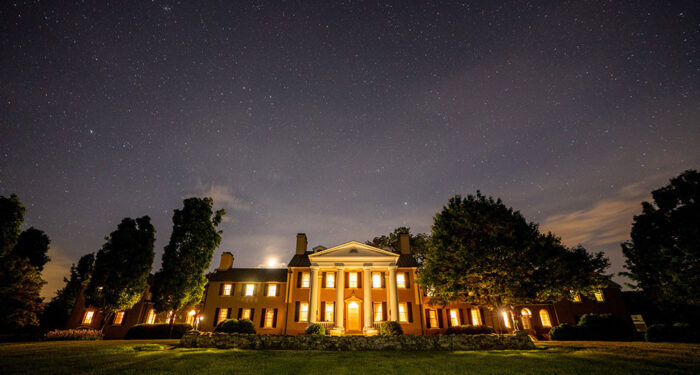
[296,233,308,255]
[219,252,234,271]
[399,233,411,255]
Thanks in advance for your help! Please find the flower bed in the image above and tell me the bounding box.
[44,329,103,341]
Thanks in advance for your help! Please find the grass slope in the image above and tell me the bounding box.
[0,340,698,375]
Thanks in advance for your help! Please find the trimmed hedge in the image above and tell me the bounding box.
[305,323,325,335]
[214,319,256,334]
[446,325,495,335]
[379,321,403,336]
[125,323,193,339]
[549,314,637,341]
[44,329,103,341]
[646,323,698,343]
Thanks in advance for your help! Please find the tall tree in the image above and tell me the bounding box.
[366,226,429,261]
[41,253,95,330]
[13,227,51,271]
[417,193,609,311]
[151,197,225,327]
[0,194,25,258]
[84,217,155,329]
[621,169,700,308]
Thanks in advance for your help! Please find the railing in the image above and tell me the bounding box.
[372,322,383,330]
[318,321,335,330]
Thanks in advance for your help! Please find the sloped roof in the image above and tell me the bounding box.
[288,253,311,267]
[397,254,419,267]
[209,268,288,282]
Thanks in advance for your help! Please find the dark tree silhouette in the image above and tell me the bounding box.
[13,228,51,271]
[41,253,95,330]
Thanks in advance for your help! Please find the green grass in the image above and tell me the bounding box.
[0,339,698,374]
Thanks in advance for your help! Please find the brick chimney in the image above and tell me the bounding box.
[399,233,411,255]
[296,233,308,254]
[219,252,234,270]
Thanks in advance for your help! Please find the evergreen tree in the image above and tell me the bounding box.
[366,226,429,262]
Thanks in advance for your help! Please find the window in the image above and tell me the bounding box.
[594,290,605,302]
[348,272,358,288]
[264,309,274,328]
[425,288,434,297]
[113,311,125,325]
[299,302,309,322]
[217,308,228,324]
[222,283,232,296]
[502,311,511,328]
[245,284,255,296]
[571,290,582,302]
[186,310,196,325]
[471,309,481,325]
[82,310,94,324]
[241,308,251,320]
[374,303,383,321]
[428,310,438,328]
[372,272,382,288]
[267,284,277,296]
[146,308,156,324]
[539,309,552,327]
[325,303,334,322]
[450,309,460,326]
[301,272,310,288]
[399,303,408,322]
[396,273,406,288]
[326,272,335,288]
[521,308,532,329]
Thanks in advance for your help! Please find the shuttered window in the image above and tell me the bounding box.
[299,302,309,322]
[428,310,437,328]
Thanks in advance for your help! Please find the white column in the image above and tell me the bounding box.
[388,266,399,321]
[335,267,345,331]
[363,266,372,331]
[309,266,320,324]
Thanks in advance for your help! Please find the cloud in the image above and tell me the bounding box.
[190,184,252,222]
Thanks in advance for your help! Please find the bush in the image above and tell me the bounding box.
[549,323,579,340]
[44,329,103,341]
[645,324,667,342]
[214,319,255,334]
[124,323,193,339]
[379,321,403,336]
[305,323,325,335]
[446,325,496,335]
[646,322,699,343]
[577,314,636,341]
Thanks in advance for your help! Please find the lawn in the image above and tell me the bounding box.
[1,339,698,375]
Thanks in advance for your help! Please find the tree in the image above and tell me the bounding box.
[84,217,155,329]
[0,194,25,258]
[13,228,50,271]
[417,193,609,312]
[621,170,700,308]
[151,197,225,330]
[366,226,429,261]
[41,253,94,330]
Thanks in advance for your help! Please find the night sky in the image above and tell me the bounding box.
[1,1,698,298]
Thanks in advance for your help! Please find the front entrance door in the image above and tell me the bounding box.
[347,301,361,331]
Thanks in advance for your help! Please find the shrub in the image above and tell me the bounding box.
[44,329,103,341]
[549,323,579,340]
[305,323,325,335]
[379,321,403,336]
[237,319,256,334]
[645,324,667,342]
[577,314,636,341]
[124,323,193,339]
[446,325,495,335]
[214,319,255,334]
[646,322,699,343]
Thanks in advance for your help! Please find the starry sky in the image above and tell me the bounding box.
[1,1,698,298]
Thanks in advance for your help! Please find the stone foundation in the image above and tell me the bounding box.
[180,330,535,351]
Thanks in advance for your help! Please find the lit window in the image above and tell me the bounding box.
[217,308,228,323]
[264,309,274,328]
[83,310,94,324]
[267,284,277,296]
[594,290,605,302]
[372,273,382,288]
[146,308,156,324]
[471,309,481,325]
[186,310,196,325]
[113,311,125,325]
[396,273,406,288]
[539,309,552,327]
[502,312,511,328]
[428,310,438,328]
[521,309,532,329]
[245,284,255,296]
[349,272,358,288]
[399,303,408,322]
[571,291,582,302]
[325,303,334,322]
[241,308,251,320]
[425,288,434,297]
[450,309,459,326]
[374,303,383,321]
[326,273,335,288]
[223,284,232,296]
[301,272,310,288]
[299,302,309,322]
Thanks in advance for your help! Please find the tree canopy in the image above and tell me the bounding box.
[621,169,700,308]
[417,193,610,309]
[13,227,51,271]
[41,253,94,330]
[151,197,225,320]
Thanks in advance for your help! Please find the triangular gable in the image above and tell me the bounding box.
[308,241,399,259]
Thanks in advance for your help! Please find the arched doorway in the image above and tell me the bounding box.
[521,308,532,330]
[347,301,361,332]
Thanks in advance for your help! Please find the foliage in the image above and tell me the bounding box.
[0,194,24,259]
[445,325,495,335]
[214,318,256,334]
[621,170,700,308]
[151,197,225,321]
[43,328,103,341]
[549,323,579,341]
[417,193,610,309]
[366,226,429,261]
[12,228,50,271]
[84,217,155,326]
[41,253,95,330]
[576,313,636,341]
[305,323,325,335]
[379,321,403,336]
[124,323,193,339]
[645,323,699,343]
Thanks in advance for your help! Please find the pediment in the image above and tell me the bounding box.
[308,241,399,260]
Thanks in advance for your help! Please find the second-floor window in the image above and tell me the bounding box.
[396,273,406,288]
[326,272,335,288]
[372,272,382,288]
[301,272,310,288]
[222,283,232,296]
[348,272,358,288]
[267,284,277,296]
[245,284,255,296]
